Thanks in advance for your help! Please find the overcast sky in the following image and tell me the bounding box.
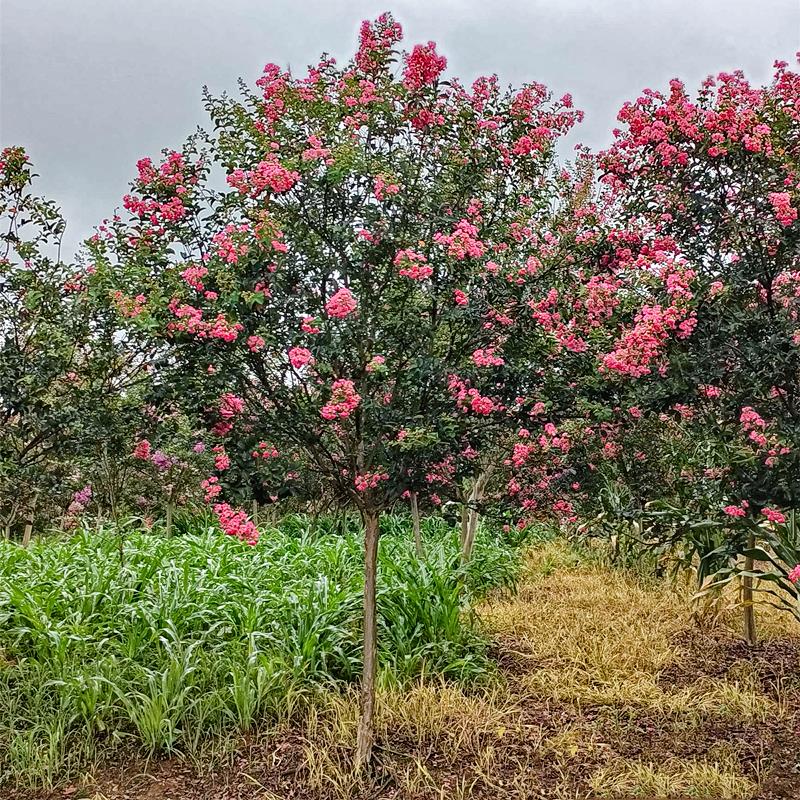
[1,0,798,257]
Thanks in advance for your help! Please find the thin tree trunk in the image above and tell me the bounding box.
[251,499,259,528]
[21,519,33,548]
[356,509,380,768]
[21,497,36,548]
[165,502,174,538]
[410,492,424,558]
[461,469,491,565]
[459,501,469,553]
[742,532,757,646]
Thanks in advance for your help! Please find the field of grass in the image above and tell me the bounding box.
[0,514,520,791]
[1,521,798,799]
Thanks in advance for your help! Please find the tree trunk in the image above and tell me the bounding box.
[461,469,492,565]
[251,499,259,528]
[21,498,36,548]
[165,502,174,538]
[21,519,33,548]
[410,492,424,558]
[459,501,469,553]
[742,532,757,647]
[356,509,380,768]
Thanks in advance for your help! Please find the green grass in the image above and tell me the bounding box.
[0,514,520,789]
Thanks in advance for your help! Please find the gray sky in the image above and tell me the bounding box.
[2,0,798,258]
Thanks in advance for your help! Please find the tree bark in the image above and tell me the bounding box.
[410,492,424,558]
[165,502,174,538]
[461,469,492,565]
[21,519,33,548]
[356,509,380,768]
[459,500,469,554]
[21,498,36,548]
[742,532,757,647]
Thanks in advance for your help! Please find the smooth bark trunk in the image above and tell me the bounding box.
[410,492,424,558]
[742,532,757,647]
[356,509,380,768]
[21,519,33,548]
[461,469,492,565]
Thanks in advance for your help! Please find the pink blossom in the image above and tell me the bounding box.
[354,471,389,492]
[247,335,265,352]
[394,248,432,280]
[325,287,358,319]
[213,502,259,545]
[402,41,447,91]
[768,191,797,227]
[320,379,361,420]
[762,507,786,524]
[219,393,245,419]
[788,565,800,584]
[133,439,151,460]
[288,346,314,369]
[472,347,505,367]
[374,175,400,201]
[366,354,386,372]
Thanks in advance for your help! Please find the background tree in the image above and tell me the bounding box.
[596,59,800,643]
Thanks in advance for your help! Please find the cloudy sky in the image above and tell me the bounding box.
[1,0,798,257]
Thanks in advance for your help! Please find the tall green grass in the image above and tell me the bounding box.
[0,514,520,788]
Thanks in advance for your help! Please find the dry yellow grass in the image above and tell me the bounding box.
[588,757,757,799]
[285,538,792,798]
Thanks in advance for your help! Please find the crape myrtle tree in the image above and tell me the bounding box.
[598,58,800,643]
[0,147,119,540]
[91,13,587,763]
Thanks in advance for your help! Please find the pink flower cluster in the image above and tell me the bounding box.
[112,291,147,318]
[301,134,332,163]
[354,471,389,492]
[321,379,361,420]
[288,346,314,369]
[123,194,186,226]
[252,441,280,459]
[167,299,243,343]
[601,304,696,378]
[374,175,400,201]
[133,439,152,460]
[762,507,786,524]
[394,248,432,280]
[219,393,245,419]
[366,354,386,372]
[355,12,403,73]
[227,156,299,197]
[325,287,357,319]
[768,191,797,227]
[202,476,221,503]
[723,501,749,518]
[247,335,265,352]
[212,224,250,264]
[180,264,209,292]
[402,41,447,91]
[788,565,800,584]
[472,347,505,367]
[213,502,259,546]
[434,219,486,260]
